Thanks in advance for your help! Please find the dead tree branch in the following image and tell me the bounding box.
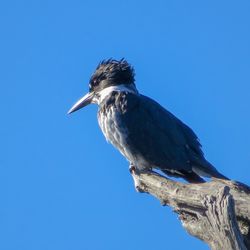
[131,171,250,250]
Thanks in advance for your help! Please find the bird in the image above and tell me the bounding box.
[68,58,228,183]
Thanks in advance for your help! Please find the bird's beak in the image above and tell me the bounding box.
[68,91,94,114]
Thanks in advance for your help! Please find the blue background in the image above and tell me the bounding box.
[1,1,250,249]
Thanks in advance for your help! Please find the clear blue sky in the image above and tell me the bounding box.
[1,1,250,249]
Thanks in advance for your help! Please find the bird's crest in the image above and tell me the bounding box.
[90,58,135,89]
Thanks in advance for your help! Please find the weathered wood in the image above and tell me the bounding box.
[131,171,250,250]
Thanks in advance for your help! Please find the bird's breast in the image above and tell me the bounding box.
[98,104,127,148]
[97,92,134,161]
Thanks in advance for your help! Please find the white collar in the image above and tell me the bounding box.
[93,84,138,104]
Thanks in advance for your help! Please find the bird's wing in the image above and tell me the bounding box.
[105,92,224,179]
[141,95,204,156]
[114,93,206,172]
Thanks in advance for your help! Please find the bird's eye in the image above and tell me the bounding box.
[89,79,98,91]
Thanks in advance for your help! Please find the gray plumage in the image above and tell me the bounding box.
[68,59,228,183]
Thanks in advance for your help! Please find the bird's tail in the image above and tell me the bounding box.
[209,171,229,180]
[161,169,206,183]
[192,162,229,181]
[180,170,206,183]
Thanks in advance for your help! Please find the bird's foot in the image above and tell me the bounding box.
[129,164,145,193]
[129,164,138,174]
[129,164,134,174]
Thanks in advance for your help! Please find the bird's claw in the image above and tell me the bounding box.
[129,164,136,174]
[129,164,144,192]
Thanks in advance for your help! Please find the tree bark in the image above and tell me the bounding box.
[131,171,250,250]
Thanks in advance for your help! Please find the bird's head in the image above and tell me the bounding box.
[68,58,136,114]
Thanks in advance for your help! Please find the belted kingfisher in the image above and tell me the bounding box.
[68,59,228,183]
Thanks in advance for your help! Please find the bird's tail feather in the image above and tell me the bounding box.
[192,164,229,181]
[161,169,205,183]
[180,170,205,183]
